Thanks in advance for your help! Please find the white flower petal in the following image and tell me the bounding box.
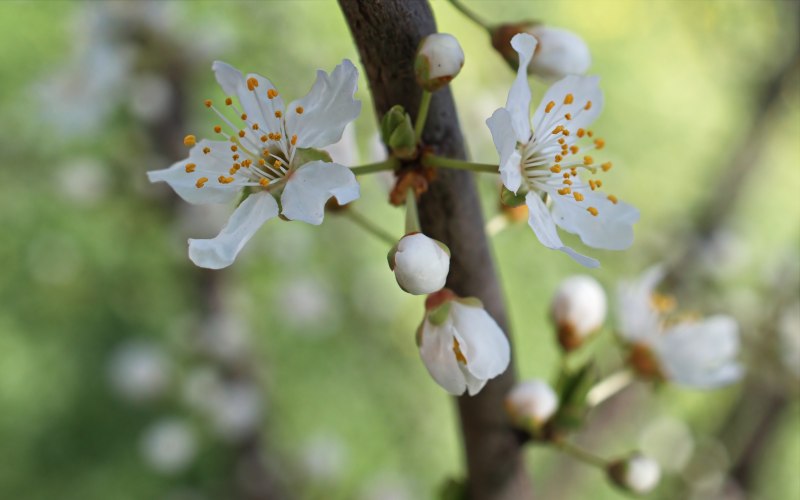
[617,266,664,342]
[285,59,361,150]
[419,320,467,395]
[462,368,489,396]
[525,192,599,268]
[449,303,510,381]
[148,139,243,204]
[551,188,639,250]
[505,34,537,143]
[188,192,279,269]
[281,160,360,225]
[486,107,522,193]
[656,315,743,389]
[531,75,603,141]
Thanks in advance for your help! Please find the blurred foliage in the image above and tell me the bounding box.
[0,1,797,499]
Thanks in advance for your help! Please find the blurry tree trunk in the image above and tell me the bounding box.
[338,1,532,499]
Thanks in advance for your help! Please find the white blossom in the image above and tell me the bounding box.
[149,60,362,269]
[550,275,607,350]
[618,267,743,389]
[506,379,558,427]
[415,33,465,91]
[417,290,510,396]
[524,25,591,81]
[108,340,171,403]
[609,454,661,494]
[140,417,197,475]
[487,33,638,267]
[390,233,450,295]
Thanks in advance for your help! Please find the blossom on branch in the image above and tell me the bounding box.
[389,233,450,295]
[487,33,638,268]
[417,290,510,396]
[148,60,362,269]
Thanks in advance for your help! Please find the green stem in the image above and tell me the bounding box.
[422,153,498,173]
[446,0,493,32]
[350,157,399,175]
[554,440,609,469]
[405,187,421,234]
[344,209,396,246]
[414,90,432,141]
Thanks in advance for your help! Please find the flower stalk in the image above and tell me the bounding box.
[446,0,492,32]
[414,90,432,141]
[405,187,421,234]
[553,439,609,469]
[350,157,400,175]
[421,153,498,173]
[343,209,397,246]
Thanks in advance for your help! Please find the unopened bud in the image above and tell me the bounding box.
[551,275,607,351]
[506,379,558,430]
[380,105,417,159]
[389,233,450,295]
[415,33,465,92]
[491,22,591,81]
[607,453,661,494]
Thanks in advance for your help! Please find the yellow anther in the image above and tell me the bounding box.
[262,148,270,156]
[225,97,233,106]
[230,145,238,152]
[583,156,594,165]
[291,134,298,145]
[238,130,246,138]
[651,292,676,313]
[274,110,283,118]
[195,177,208,188]
[558,138,565,145]
[607,194,618,204]
[584,101,593,110]
[564,179,573,186]
[246,77,259,91]
[587,206,599,216]
[557,187,571,195]
[545,101,555,113]
[259,178,270,187]
[587,130,594,138]
[564,113,572,120]
[601,162,613,172]
[452,338,468,365]
[229,166,238,175]
[571,168,578,177]
[550,165,561,173]
[252,123,260,130]
[218,176,235,184]
[240,113,247,120]
[555,154,563,162]
[577,128,585,138]
[260,135,268,142]
[183,135,196,147]
[243,159,252,167]
[595,179,603,187]
[267,89,278,99]
[563,173,571,179]
[185,163,196,173]
[204,99,212,108]
[589,179,597,190]
[570,145,579,154]
[295,106,304,114]
[274,159,283,168]
[213,125,222,134]
[268,133,275,140]
[258,158,266,166]
[275,133,282,140]
[232,162,241,170]
[594,138,605,149]
[552,125,564,135]
[202,147,211,155]
[562,129,570,136]
[232,154,240,160]
[573,191,584,201]
[564,94,574,105]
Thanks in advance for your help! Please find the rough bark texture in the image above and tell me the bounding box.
[338,1,532,499]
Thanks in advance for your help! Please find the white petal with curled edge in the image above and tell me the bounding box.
[419,320,468,395]
[188,192,279,269]
[551,188,639,250]
[531,75,603,141]
[486,107,522,193]
[525,192,599,268]
[281,160,360,225]
[285,59,361,150]
[147,140,243,205]
[617,266,665,343]
[505,34,537,143]
[450,303,510,382]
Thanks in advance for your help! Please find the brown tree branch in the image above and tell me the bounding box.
[338,1,532,498]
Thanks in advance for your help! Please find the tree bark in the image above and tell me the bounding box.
[338,1,532,499]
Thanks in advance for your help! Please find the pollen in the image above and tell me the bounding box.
[558,137,565,145]
[267,89,278,99]
[274,159,283,168]
[214,125,222,134]
[562,129,570,136]
[587,206,599,216]
[595,179,603,187]
[555,154,563,162]
[607,194,619,204]
[583,156,594,165]
[589,179,597,190]
[218,175,235,184]
[258,158,266,166]
[232,154,240,160]
[557,187,571,195]
[195,177,208,188]
[185,163,196,173]
[452,338,468,365]
[573,191,584,201]
[183,135,196,147]
[204,99,212,108]
[295,106,304,114]
[587,130,594,138]
[240,113,248,120]
[564,113,572,120]
[577,128,585,138]
[594,138,605,149]
[202,147,211,155]
[230,145,238,152]
[564,179,573,186]
[570,145,579,154]
[238,130,246,138]
[274,110,282,118]
[584,101,593,110]
[246,77,259,91]
[260,135,268,142]
[601,162,613,172]
[229,166,238,175]
[225,97,233,106]
[550,165,561,173]
[552,125,564,135]
[291,134,297,145]
[259,178,270,187]
[545,101,555,113]
[564,93,574,105]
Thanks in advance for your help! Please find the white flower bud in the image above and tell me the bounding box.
[108,340,171,404]
[414,33,465,91]
[550,275,607,351]
[506,379,558,428]
[608,454,661,494]
[389,233,450,295]
[139,417,197,475]
[524,25,591,81]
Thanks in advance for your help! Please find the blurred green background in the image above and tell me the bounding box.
[0,1,798,499]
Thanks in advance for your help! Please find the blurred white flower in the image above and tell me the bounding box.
[524,25,591,81]
[390,233,450,295]
[550,275,607,350]
[206,381,264,442]
[506,379,558,429]
[129,73,173,123]
[56,158,111,206]
[300,433,349,482]
[148,60,361,269]
[418,290,510,396]
[608,453,661,494]
[140,417,197,475]
[618,267,743,389]
[778,302,800,377]
[278,277,340,334]
[360,473,417,500]
[181,366,222,412]
[639,416,695,473]
[195,312,251,364]
[108,340,171,403]
[414,33,465,91]
[487,33,637,268]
